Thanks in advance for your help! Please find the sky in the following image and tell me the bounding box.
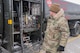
[64,0,80,5]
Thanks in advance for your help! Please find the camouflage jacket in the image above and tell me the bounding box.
[40,9,70,53]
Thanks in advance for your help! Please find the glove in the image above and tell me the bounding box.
[57,45,65,51]
[46,51,51,53]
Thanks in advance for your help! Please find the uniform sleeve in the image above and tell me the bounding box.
[59,18,70,47]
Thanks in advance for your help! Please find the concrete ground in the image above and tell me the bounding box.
[63,35,80,53]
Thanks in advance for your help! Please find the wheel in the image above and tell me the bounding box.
[75,24,80,36]
[73,24,80,37]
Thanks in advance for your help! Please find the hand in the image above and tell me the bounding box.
[57,45,65,51]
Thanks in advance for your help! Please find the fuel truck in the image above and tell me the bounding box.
[0,0,80,53]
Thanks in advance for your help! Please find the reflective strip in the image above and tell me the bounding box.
[8,19,12,25]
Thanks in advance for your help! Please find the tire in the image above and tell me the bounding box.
[75,24,80,36]
[73,24,80,37]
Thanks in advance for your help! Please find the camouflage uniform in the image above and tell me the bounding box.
[39,9,70,53]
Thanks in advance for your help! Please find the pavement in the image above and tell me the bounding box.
[63,35,80,53]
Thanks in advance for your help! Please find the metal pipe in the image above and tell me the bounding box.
[19,0,24,53]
